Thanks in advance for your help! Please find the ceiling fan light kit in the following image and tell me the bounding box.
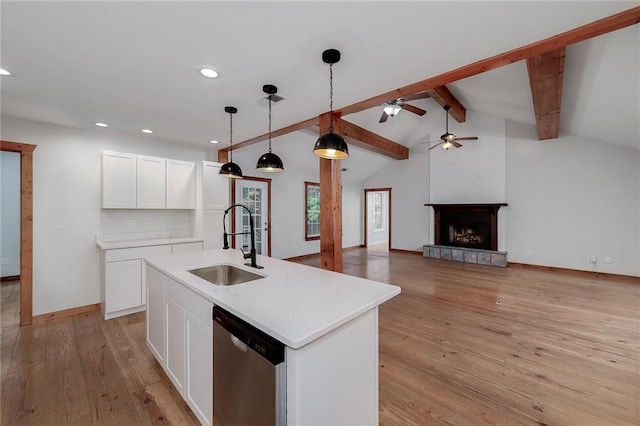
[219,106,243,179]
[428,105,478,151]
[256,84,285,172]
[379,92,429,123]
[313,48,349,160]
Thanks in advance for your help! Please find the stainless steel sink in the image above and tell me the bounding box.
[188,264,265,286]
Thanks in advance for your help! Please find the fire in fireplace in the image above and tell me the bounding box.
[450,225,484,245]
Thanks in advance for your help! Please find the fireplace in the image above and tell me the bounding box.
[426,203,507,251]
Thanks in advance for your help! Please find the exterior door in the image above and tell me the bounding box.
[235,180,269,256]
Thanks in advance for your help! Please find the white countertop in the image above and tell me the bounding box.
[97,237,204,250]
[145,249,401,349]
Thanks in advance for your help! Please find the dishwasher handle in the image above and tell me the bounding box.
[213,306,285,365]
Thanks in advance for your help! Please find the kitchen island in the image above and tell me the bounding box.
[145,249,400,425]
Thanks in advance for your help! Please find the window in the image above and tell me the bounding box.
[373,191,384,232]
[305,182,320,240]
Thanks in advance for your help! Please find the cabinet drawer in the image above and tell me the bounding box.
[165,277,213,325]
[105,244,171,262]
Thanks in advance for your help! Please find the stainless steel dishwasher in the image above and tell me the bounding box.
[212,306,286,426]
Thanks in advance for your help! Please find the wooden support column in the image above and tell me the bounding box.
[20,150,34,325]
[318,112,343,272]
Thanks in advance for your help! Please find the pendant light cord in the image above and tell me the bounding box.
[268,95,272,153]
[329,63,334,133]
[229,112,233,162]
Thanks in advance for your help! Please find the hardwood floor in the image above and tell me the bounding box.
[2,251,638,425]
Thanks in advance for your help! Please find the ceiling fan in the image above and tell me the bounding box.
[428,105,478,150]
[379,92,430,123]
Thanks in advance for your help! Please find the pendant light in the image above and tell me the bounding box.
[313,49,349,159]
[219,106,243,179]
[256,84,284,172]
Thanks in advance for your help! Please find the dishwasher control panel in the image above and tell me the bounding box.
[213,306,285,365]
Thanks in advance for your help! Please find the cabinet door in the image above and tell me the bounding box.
[202,161,230,210]
[137,155,166,208]
[102,151,137,208]
[146,265,165,365]
[186,313,213,425]
[166,160,196,209]
[165,295,186,395]
[105,259,142,313]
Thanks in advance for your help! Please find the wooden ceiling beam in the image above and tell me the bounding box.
[340,119,409,160]
[526,47,566,140]
[337,6,640,116]
[218,116,318,154]
[425,86,466,123]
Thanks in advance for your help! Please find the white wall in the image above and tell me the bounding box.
[1,151,21,277]
[1,116,211,315]
[363,151,430,251]
[505,120,639,276]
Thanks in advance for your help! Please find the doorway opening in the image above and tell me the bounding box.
[231,176,272,257]
[364,188,391,253]
[1,140,36,326]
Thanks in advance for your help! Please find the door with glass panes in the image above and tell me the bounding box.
[235,179,269,256]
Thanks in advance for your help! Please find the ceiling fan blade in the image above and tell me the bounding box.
[454,136,478,141]
[400,103,427,116]
[452,141,463,148]
[428,141,444,150]
[403,92,431,102]
[379,111,389,123]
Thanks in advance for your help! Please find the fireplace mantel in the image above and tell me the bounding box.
[425,203,508,251]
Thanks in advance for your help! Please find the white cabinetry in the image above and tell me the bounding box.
[101,241,202,320]
[146,264,213,426]
[102,151,137,208]
[146,265,165,364]
[203,210,225,250]
[102,151,195,209]
[167,159,196,209]
[202,161,229,210]
[137,155,166,208]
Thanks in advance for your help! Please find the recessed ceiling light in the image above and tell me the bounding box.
[210,140,219,144]
[199,67,219,78]
[0,68,11,76]
[142,129,153,134]
[94,122,109,128]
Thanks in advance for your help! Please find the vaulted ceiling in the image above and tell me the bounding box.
[2,1,638,164]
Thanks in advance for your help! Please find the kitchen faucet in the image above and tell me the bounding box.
[222,204,263,269]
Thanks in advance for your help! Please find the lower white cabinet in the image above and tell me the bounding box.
[101,241,203,320]
[146,264,213,426]
[105,259,142,312]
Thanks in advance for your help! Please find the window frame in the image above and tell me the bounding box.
[304,181,320,241]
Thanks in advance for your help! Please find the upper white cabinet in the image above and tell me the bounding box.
[102,151,195,210]
[202,161,230,210]
[166,159,196,209]
[102,151,137,208]
[137,155,166,208]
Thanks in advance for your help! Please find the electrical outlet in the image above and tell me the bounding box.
[124,219,136,229]
[605,256,612,264]
[1,258,8,265]
[527,250,532,256]
[589,255,597,264]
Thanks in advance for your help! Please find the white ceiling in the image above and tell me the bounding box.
[1,1,638,162]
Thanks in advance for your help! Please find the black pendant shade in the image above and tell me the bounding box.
[313,132,349,160]
[313,49,349,160]
[256,151,284,172]
[219,160,243,178]
[219,106,243,179]
[256,84,284,172]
